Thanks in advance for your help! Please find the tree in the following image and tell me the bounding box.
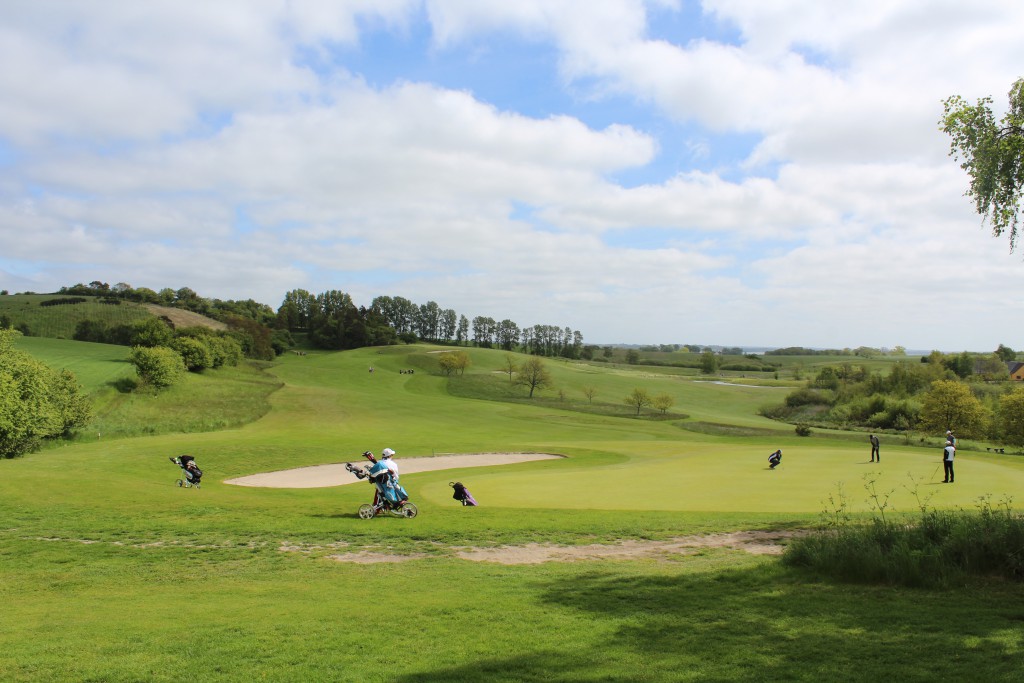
[514,357,551,398]
[996,343,1017,362]
[502,354,517,381]
[997,388,1024,446]
[941,78,1024,250]
[129,346,186,388]
[437,351,470,376]
[625,349,639,365]
[652,393,675,414]
[582,386,597,403]
[700,349,719,374]
[624,388,651,415]
[975,354,1010,382]
[919,379,988,438]
[0,329,91,457]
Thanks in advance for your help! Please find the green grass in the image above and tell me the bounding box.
[2,342,1024,681]
[13,335,135,392]
[0,293,151,339]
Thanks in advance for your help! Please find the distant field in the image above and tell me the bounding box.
[0,293,151,338]
[2,341,1023,682]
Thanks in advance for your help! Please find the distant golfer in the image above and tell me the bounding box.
[943,440,955,483]
[768,449,782,469]
[869,434,880,462]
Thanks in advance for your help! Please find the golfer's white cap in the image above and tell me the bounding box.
[382,448,395,458]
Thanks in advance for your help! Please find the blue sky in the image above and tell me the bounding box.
[2,1,1023,350]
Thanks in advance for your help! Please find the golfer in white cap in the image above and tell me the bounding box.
[381,448,398,480]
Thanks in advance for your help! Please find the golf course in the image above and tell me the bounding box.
[3,339,1023,682]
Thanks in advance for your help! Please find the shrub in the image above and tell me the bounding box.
[172,336,214,372]
[795,424,813,436]
[39,297,86,307]
[206,335,243,368]
[0,329,91,457]
[130,317,174,347]
[128,346,186,388]
[73,319,110,343]
[785,387,833,407]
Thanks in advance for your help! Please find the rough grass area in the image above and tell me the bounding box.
[784,496,1024,587]
[680,421,780,437]
[142,303,227,331]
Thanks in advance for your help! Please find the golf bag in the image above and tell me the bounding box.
[170,455,203,488]
[450,481,477,506]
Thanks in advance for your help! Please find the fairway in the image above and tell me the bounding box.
[3,342,1024,682]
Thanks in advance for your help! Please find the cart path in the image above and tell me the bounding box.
[224,452,563,488]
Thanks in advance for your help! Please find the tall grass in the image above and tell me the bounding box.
[784,484,1024,587]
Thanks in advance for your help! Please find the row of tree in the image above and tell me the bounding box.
[277,289,586,358]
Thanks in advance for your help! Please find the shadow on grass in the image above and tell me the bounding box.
[110,376,139,393]
[395,564,1024,682]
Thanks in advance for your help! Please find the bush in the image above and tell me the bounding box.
[39,297,86,307]
[130,317,174,347]
[795,424,813,436]
[73,319,110,343]
[172,336,214,372]
[206,335,243,368]
[785,388,833,407]
[128,346,186,388]
[0,329,91,457]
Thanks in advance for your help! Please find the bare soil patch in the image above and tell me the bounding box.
[143,304,228,331]
[317,530,805,564]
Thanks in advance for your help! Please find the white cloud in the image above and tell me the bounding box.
[2,1,1023,350]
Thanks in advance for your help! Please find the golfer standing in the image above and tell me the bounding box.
[869,434,880,462]
[942,440,955,483]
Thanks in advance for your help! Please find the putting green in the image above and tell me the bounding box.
[411,442,1024,514]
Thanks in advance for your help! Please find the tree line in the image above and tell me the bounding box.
[276,289,586,358]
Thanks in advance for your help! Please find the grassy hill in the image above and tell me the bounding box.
[0,293,226,340]
[1,341,1022,681]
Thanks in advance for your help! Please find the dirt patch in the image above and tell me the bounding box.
[451,530,804,564]
[225,452,563,488]
[144,304,227,331]
[313,530,805,564]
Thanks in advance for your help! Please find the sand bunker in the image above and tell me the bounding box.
[224,452,562,488]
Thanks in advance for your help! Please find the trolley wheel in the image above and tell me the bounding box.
[400,503,418,518]
[358,504,376,519]
[177,479,184,487]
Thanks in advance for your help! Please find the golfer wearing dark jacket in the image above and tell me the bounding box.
[943,441,955,483]
[869,434,880,462]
